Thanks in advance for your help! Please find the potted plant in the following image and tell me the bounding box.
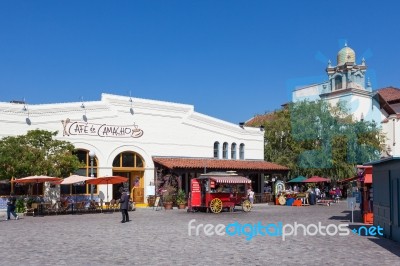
[176,189,187,209]
[147,195,156,207]
[162,184,176,210]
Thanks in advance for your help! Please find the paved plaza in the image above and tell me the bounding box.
[1,202,399,266]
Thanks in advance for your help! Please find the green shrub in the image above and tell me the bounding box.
[16,198,25,213]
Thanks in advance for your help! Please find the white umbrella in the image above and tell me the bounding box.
[60,175,95,214]
[61,175,94,185]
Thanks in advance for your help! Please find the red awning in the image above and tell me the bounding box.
[209,176,252,184]
[338,176,359,183]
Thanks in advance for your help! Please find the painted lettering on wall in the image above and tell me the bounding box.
[61,118,144,138]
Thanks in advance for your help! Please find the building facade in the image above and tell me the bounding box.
[0,93,287,205]
[375,87,400,157]
[369,157,400,243]
[292,43,382,124]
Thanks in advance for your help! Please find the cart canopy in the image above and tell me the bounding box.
[197,172,251,184]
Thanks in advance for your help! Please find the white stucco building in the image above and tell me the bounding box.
[292,43,382,124]
[0,93,288,205]
[375,87,400,157]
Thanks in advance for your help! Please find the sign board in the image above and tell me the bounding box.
[352,192,361,203]
[210,180,215,188]
[347,197,356,209]
[62,118,144,138]
[190,179,201,207]
[347,197,357,223]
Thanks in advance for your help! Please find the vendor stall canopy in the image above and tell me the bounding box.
[198,171,251,184]
[288,176,306,183]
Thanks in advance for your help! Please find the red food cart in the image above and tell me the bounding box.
[188,171,252,213]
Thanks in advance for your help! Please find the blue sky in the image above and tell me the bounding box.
[0,0,399,123]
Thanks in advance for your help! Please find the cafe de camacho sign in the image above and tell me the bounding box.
[61,118,144,138]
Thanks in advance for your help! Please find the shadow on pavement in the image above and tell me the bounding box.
[368,237,400,258]
[329,210,362,223]
[346,224,400,258]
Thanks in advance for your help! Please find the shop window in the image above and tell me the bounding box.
[0,182,11,196]
[231,143,237,159]
[71,149,98,195]
[213,142,220,158]
[136,156,143,167]
[222,142,228,159]
[239,143,245,160]
[112,151,145,168]
[112,156,120,167]
[122,152,135,167]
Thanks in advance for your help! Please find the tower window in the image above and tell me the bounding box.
[335,76,342,90]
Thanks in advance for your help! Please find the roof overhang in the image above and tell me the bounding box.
[152,157,289,171]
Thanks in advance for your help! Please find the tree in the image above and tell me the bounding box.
[0,130,83,180]
[263,100,384,181]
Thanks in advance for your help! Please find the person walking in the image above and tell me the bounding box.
[315,187,321,199]
[119,188,130,223]
[247,187,255,205]
[6,192,19,220]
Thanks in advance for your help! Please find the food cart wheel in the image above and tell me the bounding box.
[278,195,286,205]
[242,199,252,212]
[210,198,223,213]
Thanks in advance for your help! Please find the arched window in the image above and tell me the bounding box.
[335,76,342,90]
[213,142,220,158]
[239,143,245,160]
[62,149,98,195]
[112,152,145,168]
[231,143,237,159]
[222,142,228,159]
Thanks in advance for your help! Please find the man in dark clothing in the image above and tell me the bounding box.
[119,188,130,223]
[6,192,19,220]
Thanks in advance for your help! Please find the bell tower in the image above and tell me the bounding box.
[325,42,368,92]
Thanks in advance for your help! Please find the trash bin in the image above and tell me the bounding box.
[309,193,316,205]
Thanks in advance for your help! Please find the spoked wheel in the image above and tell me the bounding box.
[242,199,252,212]
[278,196,286,205]
[210,198,223,213]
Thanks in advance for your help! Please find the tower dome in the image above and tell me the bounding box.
[337,43,355,65]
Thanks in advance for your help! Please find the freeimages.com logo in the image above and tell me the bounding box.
[188,219,383,241]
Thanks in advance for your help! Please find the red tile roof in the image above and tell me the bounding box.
[245,112,277,126]
[377,87,400,103]
[153,157,289,171]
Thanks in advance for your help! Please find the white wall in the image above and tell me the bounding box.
[0,93,264,202]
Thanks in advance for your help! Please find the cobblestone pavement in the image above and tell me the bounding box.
[1,202,399,266]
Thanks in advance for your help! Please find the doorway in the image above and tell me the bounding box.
[113,171,144,203]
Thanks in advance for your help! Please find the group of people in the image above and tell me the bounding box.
[307,186,342,200]
[284,184,343,200]
[4,187,131,224]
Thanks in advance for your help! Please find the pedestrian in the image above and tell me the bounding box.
[119,188,130,223]
[315,187,321,199]
[247,187,255,205]
[6,192,19,220]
